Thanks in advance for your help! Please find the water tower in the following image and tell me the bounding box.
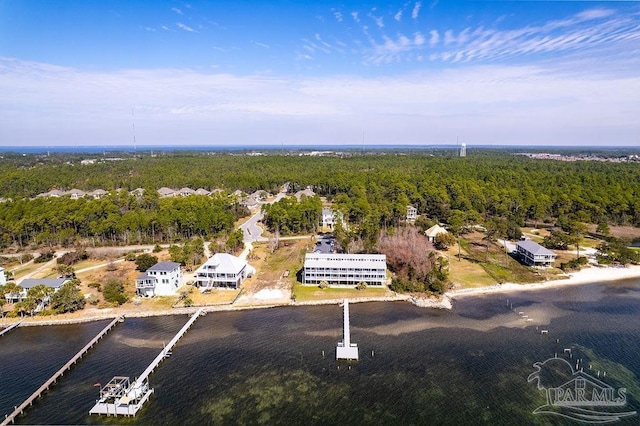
[460,143,467,157]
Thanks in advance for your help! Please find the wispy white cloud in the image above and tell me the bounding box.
[351,11,360,23]
[358,7,640,67]
[412,2,422,20]
[429,30,439,46]
[333,10,343,22]
[252,41,270,49]
[171,7,183,15]
[177,22,197,32]
[394,10,403,22]
[1,58,638,145]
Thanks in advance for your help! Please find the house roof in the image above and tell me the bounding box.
[19,278,67,289]
[517,240,556,256]
[294,187,315,201]
[425,224,448,238]
[147,261,181,272]
[135,272,151,281]
[196,253,247,275]
[157,187,176,196]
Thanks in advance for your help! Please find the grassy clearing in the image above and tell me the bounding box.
[292,282,389,302]
[73,259,106,270]
[446,245,497,289]
[456,232,553,285]
[178,285,239,306]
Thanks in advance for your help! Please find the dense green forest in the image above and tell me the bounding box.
[0,192,243,248]
[1,151,640,249]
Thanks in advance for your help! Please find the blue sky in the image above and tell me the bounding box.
[1,0,639,147]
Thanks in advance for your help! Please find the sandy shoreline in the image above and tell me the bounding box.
[2,264,640,327]
[447,263,640,299]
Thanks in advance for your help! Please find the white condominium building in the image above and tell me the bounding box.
[303,253,387,286]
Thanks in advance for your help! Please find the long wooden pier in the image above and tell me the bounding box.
[2,316,123,426]
[0,321,21,337]
[90,309,204,417]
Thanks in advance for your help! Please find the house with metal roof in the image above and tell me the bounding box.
[303,253,387,287]
[0,266,6,286]
[135,261,182,297]
[194,253,253,290]
[516,240,557,267]
[4,278,68,303]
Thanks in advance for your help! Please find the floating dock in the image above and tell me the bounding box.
[336,299,358,360]
[0,321,21,337]
[2,316,123,426]
[90,308,204,417]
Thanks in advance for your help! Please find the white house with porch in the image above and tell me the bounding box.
[194,253,253,290]
[303,253,387,287]
[135,262,182,297]
[321,207,343,230]
[4,278,67,303]
[516,240,557,268]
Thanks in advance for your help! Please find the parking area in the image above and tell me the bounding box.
[314,235,336,254]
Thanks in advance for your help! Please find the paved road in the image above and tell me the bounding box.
[240,190,288,243]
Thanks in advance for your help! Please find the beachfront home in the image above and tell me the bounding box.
[406,206,418,222]
[516,240,557,268]
[0,266,5,286]
[303,253,387,287]
[194,253,252,290]
[4,278,67,303]
[425,224,449,243]
[135,262,182,297]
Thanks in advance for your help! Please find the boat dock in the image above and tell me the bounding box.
[336,299,358,361]
[0,321,21,337]
[2,316,123,426]
[89,308,204,417]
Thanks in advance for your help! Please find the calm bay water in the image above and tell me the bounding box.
[1,280,640,425]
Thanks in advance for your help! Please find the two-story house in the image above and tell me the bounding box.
[194,253,251,290]
[516,240,557,268]
[135,261,182,297]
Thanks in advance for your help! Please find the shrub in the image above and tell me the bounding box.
[356,281,367,290]
[34,250,55,263]
[103,278,128,305]
[88,282,102,292]
[319,280,329,289]
[153,244,163,253]
[135,254,158,272]
[124,252,137,261]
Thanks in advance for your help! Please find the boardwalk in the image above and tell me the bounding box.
[0,321,21,337]
[2,316,123,425]
[90,309,204,417]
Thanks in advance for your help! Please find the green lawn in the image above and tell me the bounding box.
[292,282,389,302]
